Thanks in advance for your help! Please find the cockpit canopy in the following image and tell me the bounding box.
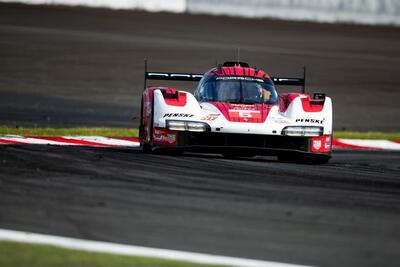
[195,75,278,104]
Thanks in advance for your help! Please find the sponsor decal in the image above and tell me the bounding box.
[325,143,331,149]
[201,114,220,121]
[229,110,261,119]
[216,76,264,82]
[295,118,324,124]
[313,140,322,150]
[229,104,257,110]
[268,115,290,124]
[325,136,331,149]
[271,118,290,124]
[311,135,332,153]
[153,128,177,145]
[163,113,194,118]
[166,134,177,143]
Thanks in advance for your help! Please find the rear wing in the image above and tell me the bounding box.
[145,72,203,82]
[272,66,307,93]
[144,60,307,93]
[271,77,305,86]
[143,59,203,89]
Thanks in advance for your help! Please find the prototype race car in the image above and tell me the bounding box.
[139,61,332,163]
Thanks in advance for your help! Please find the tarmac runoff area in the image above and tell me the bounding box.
[0,144,400,267]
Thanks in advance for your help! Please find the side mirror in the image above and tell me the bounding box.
[313,93,326,100]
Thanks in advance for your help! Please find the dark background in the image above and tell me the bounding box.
[1,3,399,131]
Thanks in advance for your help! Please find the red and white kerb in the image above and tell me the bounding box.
[0,135,399,151]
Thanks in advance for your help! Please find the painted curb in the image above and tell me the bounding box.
[0,135,139,147]
[333,139,400,151]
[0,135,399,151]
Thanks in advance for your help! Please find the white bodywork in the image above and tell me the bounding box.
[152,89,333,136]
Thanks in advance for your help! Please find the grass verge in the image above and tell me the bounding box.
[0,127,138,137]
[0,127,399,140]
[0,241,230,267]
[334,131,400,141]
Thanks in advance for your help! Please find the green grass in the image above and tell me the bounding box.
[0,241,230,267]
[0,126,138,137]
[0,126,399,140]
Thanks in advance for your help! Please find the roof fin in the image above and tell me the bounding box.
[236,47,240,66]
[302,66,306,94]
[222,61,249,67]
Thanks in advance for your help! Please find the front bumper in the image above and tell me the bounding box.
[154,129,332,156]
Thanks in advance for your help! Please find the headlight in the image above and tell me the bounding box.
[166,120,209,132]
[186,122,208,132]
[282,126,323,137]
[166,120,186,131]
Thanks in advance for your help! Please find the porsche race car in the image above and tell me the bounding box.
[139,61,332,163]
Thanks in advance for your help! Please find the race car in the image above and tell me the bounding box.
[139,61,332,164]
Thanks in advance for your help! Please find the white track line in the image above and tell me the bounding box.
[0,228,312,267]
[337,139,400,151]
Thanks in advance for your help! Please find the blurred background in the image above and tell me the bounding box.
[0,0,399,131]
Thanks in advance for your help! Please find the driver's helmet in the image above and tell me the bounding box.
[262,88,271,101]
[242,83,270,102]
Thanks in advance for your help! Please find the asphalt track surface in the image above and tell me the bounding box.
[0,145,399,267]
[1,4,400,267]
[1,3,400,130]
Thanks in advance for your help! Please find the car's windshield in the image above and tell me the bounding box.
[195,76,277,104]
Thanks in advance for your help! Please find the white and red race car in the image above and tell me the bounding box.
[139,61,332,163]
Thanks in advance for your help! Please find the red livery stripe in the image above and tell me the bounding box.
[210,102,271,123]
[301,98,324,112]
[278,93,301,112]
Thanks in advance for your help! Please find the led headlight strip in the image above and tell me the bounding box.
[166,120,210,132]
[282,126,323,137]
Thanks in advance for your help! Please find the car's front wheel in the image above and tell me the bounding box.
[139,96,154,153]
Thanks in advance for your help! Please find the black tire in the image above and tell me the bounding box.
[277,153,330,164]
[139,95,154,153]
[141,141,153,153]
[139,97,144,143]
